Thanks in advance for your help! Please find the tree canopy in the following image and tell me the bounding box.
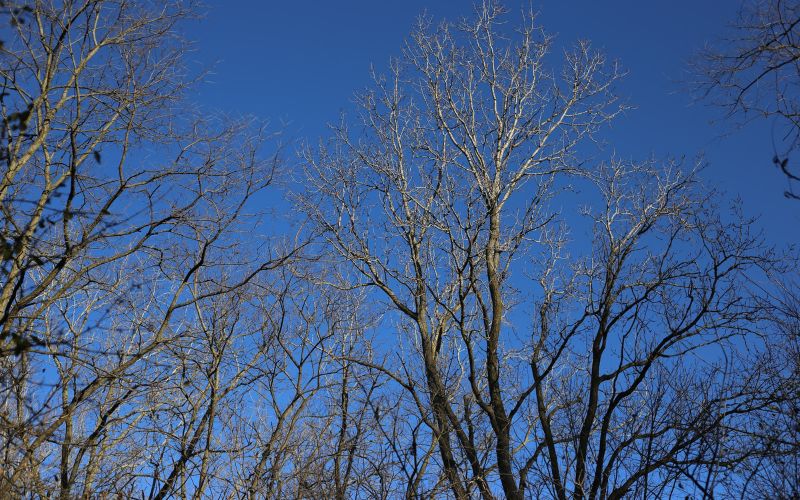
[0,1,797,498]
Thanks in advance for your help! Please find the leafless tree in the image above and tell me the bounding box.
[720,278,800,499]
[696,0,800,199]
[0,2,398,498]
[302,3,785,499]
[0,1,310,497]
[1,1,794,499]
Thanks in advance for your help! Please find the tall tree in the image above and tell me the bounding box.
[0,1,299,496]
[303,3,783,498]
[1,1,794,498]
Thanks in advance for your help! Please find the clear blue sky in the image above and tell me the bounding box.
[184,1,797,248]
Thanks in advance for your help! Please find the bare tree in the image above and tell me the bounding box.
[0,2,394,498]
[1,1,793,499]
[0,1,306,497]
[302,3,783,499]
[696,0,800,199]
[723,278,800,499]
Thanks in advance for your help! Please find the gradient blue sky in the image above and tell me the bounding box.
[184,1,797,248]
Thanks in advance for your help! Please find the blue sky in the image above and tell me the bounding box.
[184,1,797,248]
